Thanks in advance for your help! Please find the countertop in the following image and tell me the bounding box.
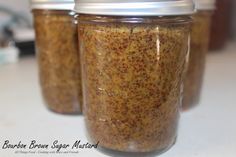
[0,42,236,157]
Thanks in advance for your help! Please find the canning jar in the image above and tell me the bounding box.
[209,0,232,50]
[233,1,236,39]
[31,0,82,114]
[183,0,215,111]
[76,0,194,153]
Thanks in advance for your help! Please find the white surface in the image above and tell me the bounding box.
[0,42,236,157]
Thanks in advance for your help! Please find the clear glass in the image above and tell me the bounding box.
[79,14,191,153]
[183,11,212,111]
[33,10,82,114]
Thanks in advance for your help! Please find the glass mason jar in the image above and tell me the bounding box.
[76,0,194,153]
[209,0,232,50]
[183,0,215,111]
[31,0,82,114]
[233,1,236,39]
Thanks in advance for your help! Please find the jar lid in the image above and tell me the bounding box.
[193,0,216,10]
[74,0,195,16]
[31,0,74,10]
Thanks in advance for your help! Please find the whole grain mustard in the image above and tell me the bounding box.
[33,9,82,114]
[79,15,191,152]
[183,0,215,110]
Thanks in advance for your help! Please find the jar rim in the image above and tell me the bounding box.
[193,0,216,10]
[74,0,195,16]
[31,0,74,10]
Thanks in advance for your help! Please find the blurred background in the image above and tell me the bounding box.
[0,0,34,64]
